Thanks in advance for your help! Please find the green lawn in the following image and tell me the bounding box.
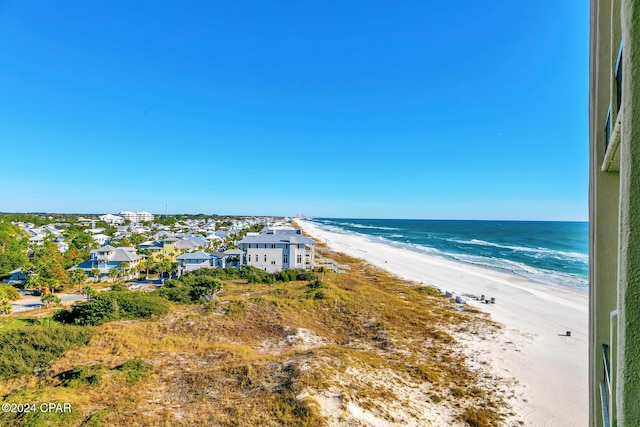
[0,317,32,332]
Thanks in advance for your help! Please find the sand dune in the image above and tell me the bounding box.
[296,219,588,427]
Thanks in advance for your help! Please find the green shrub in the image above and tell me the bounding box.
[0,284,21,301]
[57,291,170,326]
[117,358,152,382]
[0,325,94,380]
[417,286,442,296]
[60,294,118,326]
[59,364,109,387]
[156,281,192,303]
[307,280,323,289]
[223,300,246,317]
[451,387,466,398]
[111,292,171,319]
[313,290,326,300]
[110,283,128,292]
[157,274,222,304]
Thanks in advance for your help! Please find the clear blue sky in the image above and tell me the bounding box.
[0,1,589,220]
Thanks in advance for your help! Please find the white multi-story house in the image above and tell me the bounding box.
[119,211,154,223]
[92,234,111,246]
[237,228,316,273]
[99,214,125,225]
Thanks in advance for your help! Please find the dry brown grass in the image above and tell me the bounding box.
[0,247,512,426]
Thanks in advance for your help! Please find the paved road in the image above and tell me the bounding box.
[10,290,87,313]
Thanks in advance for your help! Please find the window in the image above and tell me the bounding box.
[264,255,267,262]
[271,261,276,265]
[248,255,251,262]
[271,244,276,248]
[605,107,611,149]
[283,254,288,264]
[615,42,623,113]
[296,255,302,263]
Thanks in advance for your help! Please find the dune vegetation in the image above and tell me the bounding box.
[0,247,514,426]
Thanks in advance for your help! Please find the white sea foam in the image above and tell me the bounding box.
[374,233,587,290]
[311,220,588,291]
[450,238,589,263]
[336,222,400,231]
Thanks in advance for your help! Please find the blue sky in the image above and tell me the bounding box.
[0,1,589,220]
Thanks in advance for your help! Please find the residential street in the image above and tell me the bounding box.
[10,290,87,313]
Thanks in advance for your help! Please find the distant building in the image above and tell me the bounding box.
[589,1,640,425]
[99,214,125,225]
[237,228,316,273]
[92,234,111,246]
[53,238,69,253]
[119,211,154,223]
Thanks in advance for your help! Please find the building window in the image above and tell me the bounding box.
[271,261,276,265]
[605,107,611,150]
[264,255,267,262]
[271,244,276,248]
[283,254,288,263]
[615,42,623,114]
[296,255,302,263]
[248,255,251,262]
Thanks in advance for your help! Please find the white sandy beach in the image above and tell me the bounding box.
[296,219,588,427]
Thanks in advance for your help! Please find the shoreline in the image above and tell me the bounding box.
[309,219,588,296]
[296,219,588,426]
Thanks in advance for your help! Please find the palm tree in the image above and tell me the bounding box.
[70,269,87,285]
[83,285,97,301]
[121,262,130,279]
[25,274,44,295]
[90,268,101,283]
[157,257,172,279]
[108,268,120,282]
[41,293,61,308]
[141,257,153,278]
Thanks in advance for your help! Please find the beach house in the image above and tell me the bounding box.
[175,251,231,275]
[73,245,143,277]
[589,1,640,425]
[237,228,316,273]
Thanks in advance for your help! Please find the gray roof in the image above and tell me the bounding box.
[176,251,211,261]
[237,234,316,246]
[110,248,142,262]
[97,245,117,252]
[175,240,200,250]
[223,249,244,256]
[212,251,230,258]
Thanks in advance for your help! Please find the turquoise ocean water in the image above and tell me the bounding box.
[308,218,588,292]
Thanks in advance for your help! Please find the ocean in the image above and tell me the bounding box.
[308,218,589,292]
